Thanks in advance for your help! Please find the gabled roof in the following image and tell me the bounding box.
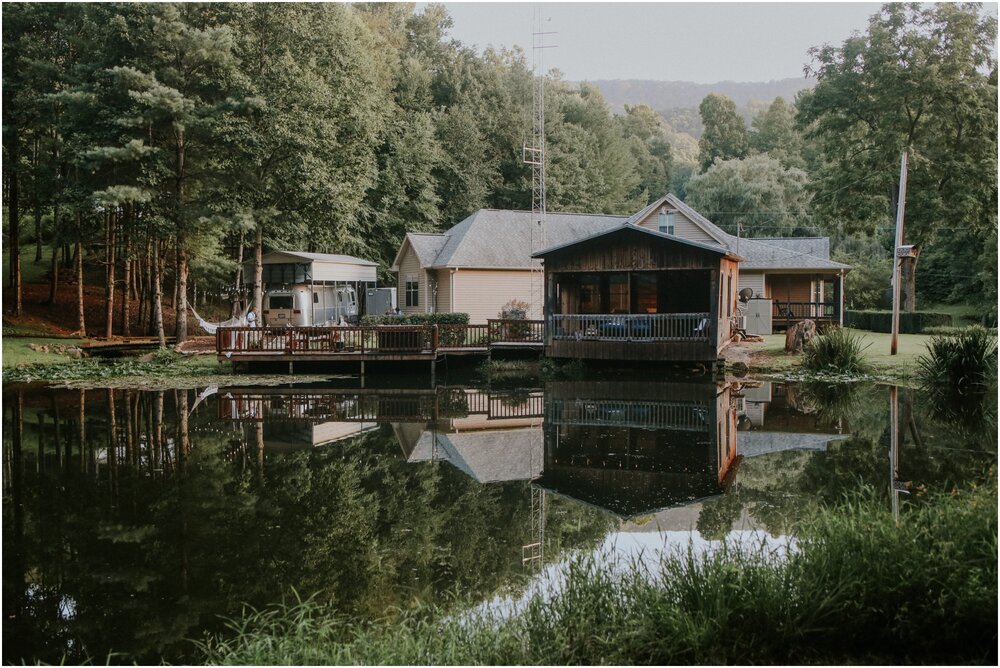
[627,194,731,245]
[628,195,849,271]
[406,427,542,483]
[391,233,448,271]
[533,223,743,260]
[395,199,850,274]
[399,210,626,270]
[257,251,377,266]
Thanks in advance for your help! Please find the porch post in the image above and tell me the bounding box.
[545,269,555,344]
[839,269,845,327]
[708,268,719,351]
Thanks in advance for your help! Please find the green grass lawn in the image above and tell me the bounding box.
[749,328,934,378]
[923,302,987,326]
[2,336,96,368]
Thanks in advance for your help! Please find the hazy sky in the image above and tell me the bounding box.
[431,2,937,83]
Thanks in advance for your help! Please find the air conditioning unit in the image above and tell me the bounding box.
[734,315,747,330]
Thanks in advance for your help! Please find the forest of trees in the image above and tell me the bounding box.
[3,2,997,342]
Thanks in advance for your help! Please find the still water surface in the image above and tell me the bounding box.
[3,375,995,663]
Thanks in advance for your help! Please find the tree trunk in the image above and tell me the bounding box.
[34,202,42,264]
[7,119,22,315]
[76,239,86,338]
[901,247,920,313]
[48,245,59,305]
[104,211,117,339]
[153,241,166,347]
[121,216,131,337]
[78,389,86,472]
[138,237,149,332]
[175,241,188,342]
[232,231,244,318]
[254,224,263,314]
[107,389,118,503]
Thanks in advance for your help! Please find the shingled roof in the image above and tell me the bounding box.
[632,194,849,272]
[396,198,849,273]
[395,210,625,270]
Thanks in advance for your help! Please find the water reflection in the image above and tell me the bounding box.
[539,380,738,518]
[3,377,995,664]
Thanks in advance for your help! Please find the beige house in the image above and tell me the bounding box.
[391,210,622,322]
[392,195,850,331]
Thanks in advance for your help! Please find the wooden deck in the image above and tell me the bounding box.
[216,385,545,423]
[216,320,545,364]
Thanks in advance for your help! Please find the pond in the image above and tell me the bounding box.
[3,373,995,664]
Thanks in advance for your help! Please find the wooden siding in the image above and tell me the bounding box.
[738,271,766,300]
[396,243,426,315]
[435,269,452,313]
[632,206,716,243]
[546,338,718,362]
[452,269,541,324]
[767,274,813,303]
[716,258,739,348]
[544,235,723,274]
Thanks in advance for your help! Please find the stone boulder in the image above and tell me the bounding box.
[784,319,817,353]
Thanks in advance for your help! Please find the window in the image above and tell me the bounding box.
[658,211,675,235]
[405,277,419,307]
[313,292,319,304]
[609,274,629,313]
[269,295,293,309]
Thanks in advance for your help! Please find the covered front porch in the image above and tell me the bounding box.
[534,225,742,363]
[549,269,713,344]
[764,271,844,330]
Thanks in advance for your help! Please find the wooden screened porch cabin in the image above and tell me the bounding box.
[533,225,743,363]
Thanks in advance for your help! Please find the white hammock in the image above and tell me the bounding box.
[188,385,219,416]
[190,305,249,335]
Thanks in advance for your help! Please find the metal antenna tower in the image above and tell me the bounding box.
[523,12,555,318]
[522,415,546,568]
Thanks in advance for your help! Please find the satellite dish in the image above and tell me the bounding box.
[738,287,754,303]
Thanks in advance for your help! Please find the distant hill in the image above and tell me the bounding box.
[586,77,816,115]
[582,77,816,160]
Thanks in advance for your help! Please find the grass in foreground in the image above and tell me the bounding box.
[802,327,871,374]
[2,348,221,384]
[749,329,939,378]
[195,479,997,665]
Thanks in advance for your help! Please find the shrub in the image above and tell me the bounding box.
[359,312,469,327]
[844,310,952,333]
[360,312,470,347]
[917,325,997,393]
[923,325,998,337]
[802,327,871,374]
[497,299,531,340]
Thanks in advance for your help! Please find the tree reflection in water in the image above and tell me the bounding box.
[2,378,994,664]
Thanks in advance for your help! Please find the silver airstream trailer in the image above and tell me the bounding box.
[264,284,358,326]
[245,251,378,326]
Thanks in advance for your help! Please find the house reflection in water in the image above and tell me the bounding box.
[216,380,848,518]
[395,389,545,484]
[216,387,436,450]
[539,381,739,519]
[737,381,847,457]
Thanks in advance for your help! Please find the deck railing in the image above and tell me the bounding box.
[546,398,710,431]
[548,313,712,342]
[770,301,837,321]
[217,320,546,355]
